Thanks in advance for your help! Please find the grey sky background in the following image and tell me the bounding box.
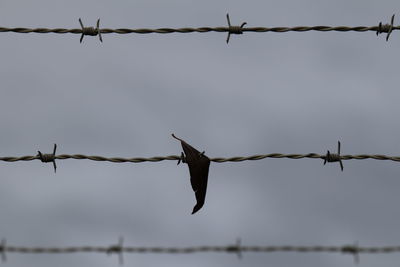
[1,0,400,266]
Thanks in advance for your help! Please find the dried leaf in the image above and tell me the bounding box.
[172,134,210,214]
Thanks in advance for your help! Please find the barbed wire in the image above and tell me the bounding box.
[1,141,400,173]
[0,142,400,163]
[0,14,398,43]
[1,238,400,264]
[2,153,400,163]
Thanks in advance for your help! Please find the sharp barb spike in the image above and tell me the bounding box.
[226,13,231,26]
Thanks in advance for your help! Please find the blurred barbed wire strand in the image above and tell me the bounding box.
[1,241,400,259]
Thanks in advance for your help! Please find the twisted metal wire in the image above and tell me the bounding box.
[1,13,397,44]
[2,242,400,255]
[1,26,399,34]
[0,153,400,163]
[1,12,399,44]
[3,238,400,265]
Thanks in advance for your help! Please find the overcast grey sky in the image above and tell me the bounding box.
[1,0,400,266]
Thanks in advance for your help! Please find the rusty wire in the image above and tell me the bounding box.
[1,239,400,264]
[0,14,398,42]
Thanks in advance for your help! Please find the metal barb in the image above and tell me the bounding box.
[227,238,242,259]
[376,14,395,41]
[342,242,360,264]
[0,239,6,263]
[79,18,102,43]
[177,152,186,165]
[226,13,247,43]
[107,237,124,265]
[37,143,57,173]
[323,141,343,171]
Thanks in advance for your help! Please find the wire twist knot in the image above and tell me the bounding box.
[79,18,102,43]
[226,13,247,43]
[227,238,242,259]
[176,150,205,165]
[37,144,57,173]
[342,242,360,264]
[323,141,343,171]
[107,237,124,265]
[177,152,186,165]
[376,14,395,41]
[324,153,341,162]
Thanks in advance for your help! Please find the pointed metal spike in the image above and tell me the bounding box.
[118,237,124,265]
[376,22,380,36]
[386,14,395,41]
[97,19,102,42]
[226,13,231,26]
[386,31,391,41]
[236,238,242,259]
[226,13,232,43]
[324,150,329,165]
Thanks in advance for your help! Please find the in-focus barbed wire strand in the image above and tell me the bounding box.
[2,152,400,163]
[0,13,397,42]
[2,141,400,173]
[0,141,400,163]
[1,152,400,163]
